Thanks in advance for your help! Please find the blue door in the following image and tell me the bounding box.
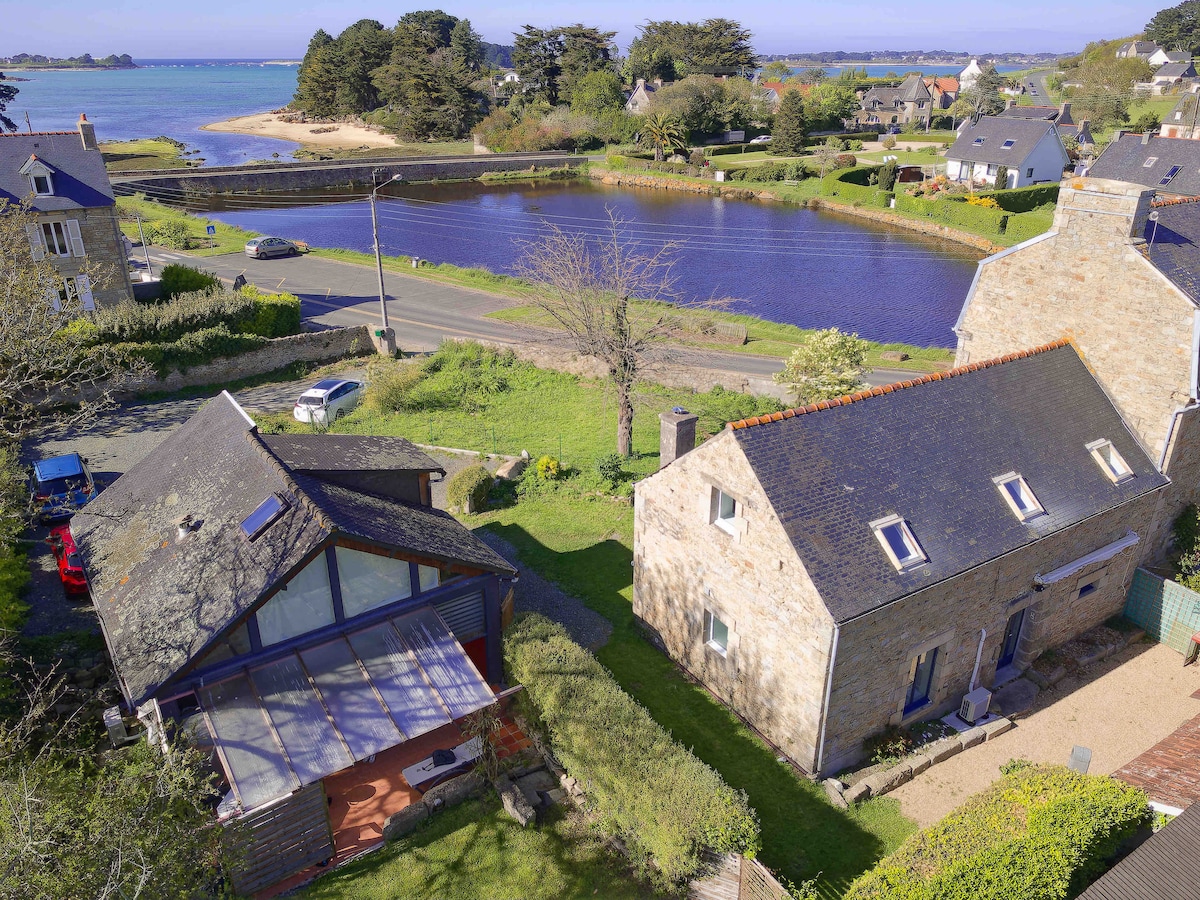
[998,609,1026,670]
[905,648,938,714]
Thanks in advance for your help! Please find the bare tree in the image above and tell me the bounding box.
[515,213,683,457]
[0,198,148,441]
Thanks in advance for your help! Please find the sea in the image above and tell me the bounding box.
[3,59,301,167]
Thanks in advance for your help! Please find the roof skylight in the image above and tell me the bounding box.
[870,515,926,571]
[1001,139,1016,149]
[1144,157,1159,167]
[973,137,986,145]
[1086,440,1134,484]
[1160,165,1183,185]
[240,493,289,540]
[994,473,1044,521]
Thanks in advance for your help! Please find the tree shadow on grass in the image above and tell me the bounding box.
[484,522,901,898]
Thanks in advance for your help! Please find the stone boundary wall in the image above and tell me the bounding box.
[589,168,1001,254]
[122,325,373,395]
[116,156,584,198]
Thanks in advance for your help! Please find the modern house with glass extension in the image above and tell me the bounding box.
[73,392,517,892]
[633,342,1166,776]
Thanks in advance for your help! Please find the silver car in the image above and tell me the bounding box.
[245,236,300,259]
[293,378,364,425]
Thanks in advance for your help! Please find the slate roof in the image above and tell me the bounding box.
[1001,105,1059,120]
[1165,92,1200,130]
[0,130,115,211]
[1076,802,1200,900]
[1142,198,1200,304]
[729,343,1167,624]
[898,73,931,102]
[862,86,901,110]
[260,434,445,475]
[74,392,513,705]
[1057,122,1094,145]
[1155,62,1196,79]
[1088,134,1200,196]
[1119,41,1159,56]
[946,116,1064,167]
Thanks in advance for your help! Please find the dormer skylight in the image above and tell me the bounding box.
[870,514,926,570]
[240,493,289,540]
[18,155,55,196]
[1001,139,1016,149]
[994,473,1044,521]
[1086,440,1133,483]
[1143,157,1159,167]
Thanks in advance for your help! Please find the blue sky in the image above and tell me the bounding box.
[3,1,1163,59]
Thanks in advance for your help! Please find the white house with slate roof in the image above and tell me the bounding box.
[634,342,1166,775]
[0,113,131,308]
[945,115,1070,187]
[1087,133,1200,197]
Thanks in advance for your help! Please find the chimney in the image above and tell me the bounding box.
[659,408,698,469]
[176,514,198,541]
[1058,101,1072,124]
[1052,178,1153,243]
[1142,131,1153,144]
[77,113,98,151]
[635,78,645,90]
[653,77,663,88]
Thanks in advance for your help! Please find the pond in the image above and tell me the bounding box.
[205,179,982,348]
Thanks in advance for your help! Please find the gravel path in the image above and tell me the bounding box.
[889,640,1200,828]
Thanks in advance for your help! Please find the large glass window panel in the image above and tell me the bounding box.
[393,607,494,719]
[349,622,450,738]
[200,674,298,810]
[251,656,351,785]
[905,648,938,714]
[418,565,440,592]
[301,638,401,760]
[335,546,413,619]
[256,555,336,647]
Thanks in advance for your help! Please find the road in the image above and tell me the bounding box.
[138,247,927,389]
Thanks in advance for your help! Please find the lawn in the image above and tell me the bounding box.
[101,137,194,171]
[115,194,258,256]
[297,798,656,900]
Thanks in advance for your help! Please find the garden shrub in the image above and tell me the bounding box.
[115,325,267,375]
[446,465,493,512]
[89,287,299,344]
[845,764,1149,900]
[0,545,30,634]
[979,184,1060,213]
[240,285,302,338]
[158,264,218,300]
[364,361,424,414]
[877,160,899,192]
[1002,212,1053,244]
[595,452,624,487]
[993,165,1009,189]
[505,615,760,884]
[536,455,561,480]
[143,219,192,250]
[834,153,857,168]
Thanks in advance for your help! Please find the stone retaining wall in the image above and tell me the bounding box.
[123,325,373,395]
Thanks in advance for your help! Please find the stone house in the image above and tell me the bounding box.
[626,77,662,114]
[0,113,132,308]
[852,74,932,129]
[945,115,1070,187]
[1160,89,1200,139]
[1088,133,1200,196]
[954,177,1200,554]
[73,391,517,890]
[1153,61,1197,90]
[1117,41,1160,60]
[634,343,1166,775]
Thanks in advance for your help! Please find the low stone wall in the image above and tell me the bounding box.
[124,325,373,395]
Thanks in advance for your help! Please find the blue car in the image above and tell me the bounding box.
[31,453,97,522]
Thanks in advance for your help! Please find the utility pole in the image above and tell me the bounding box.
[134,213,153,277]
[370,171,402,355]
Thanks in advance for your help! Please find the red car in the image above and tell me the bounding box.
[48,525,88,596]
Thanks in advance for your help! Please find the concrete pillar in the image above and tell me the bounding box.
[659,409,698,469]
[372,326,396,356]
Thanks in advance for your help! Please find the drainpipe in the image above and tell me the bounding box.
[1161,404,1198,472]
[969,628,987,692]
[814,623,840,775]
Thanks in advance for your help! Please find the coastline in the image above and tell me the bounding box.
[201,111,400,150]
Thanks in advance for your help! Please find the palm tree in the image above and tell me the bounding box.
[644,112,685,162]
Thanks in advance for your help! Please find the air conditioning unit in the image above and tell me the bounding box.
[959,688,992,725]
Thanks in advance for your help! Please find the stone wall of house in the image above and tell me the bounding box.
[822,489,1162,773]
[633,429,836,774]
[43,206,133,307]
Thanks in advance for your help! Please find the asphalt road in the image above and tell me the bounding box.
[138,247,925,389]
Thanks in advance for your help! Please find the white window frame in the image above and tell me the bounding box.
[1143,156,1159,167]
[870,514,926,570]
[993,472,1044,521]
[1025,167,1034,178]
[712,487,739,536]
[30,172,53,196]
[41,221,70,257]
[1086,439,1133,483]
[52,275,94,312]
[704,609,730,656]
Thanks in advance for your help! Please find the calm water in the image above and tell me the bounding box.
[205,180,980,347]
[3,60,300,166]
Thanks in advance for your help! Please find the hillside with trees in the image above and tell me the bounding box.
[0,53,135,69]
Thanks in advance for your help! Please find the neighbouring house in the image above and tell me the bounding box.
[925,76,959,109]
[1117,40,1160,60]
[633,343,1166,775]
[759,80,810,112]
[1087,133,1200,196]
[944,115,1070,187]
[1160,89,1200,138]
[73,391,518,894]
[1000,100,1094,146]
[0,113,132,308]
[954,177,1200,555]
[958,58,984,91]
[1150,48,1191,68]
[852,74,932,128]
[625,77,662,114]
[1076,801,1200,899]
[1152,60,1197,90]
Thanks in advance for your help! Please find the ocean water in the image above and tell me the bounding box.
[2,59,300,167]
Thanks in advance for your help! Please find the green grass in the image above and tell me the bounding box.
[297,798,656,899]
[100,138,193,171]
[856,150,946,166]
[115,195,258,256]
[293,140,474,161]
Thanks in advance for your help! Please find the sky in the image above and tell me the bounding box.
[2,1,1165,60]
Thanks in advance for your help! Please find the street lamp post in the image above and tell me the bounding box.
[370,173,401,355]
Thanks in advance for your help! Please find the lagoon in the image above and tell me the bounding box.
[205,179,981,348]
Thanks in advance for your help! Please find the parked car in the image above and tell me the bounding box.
[47,525,88,596]
[30,453,97,522]
[245,237,300,259]
[293,378,365,425]
[886,125,902,134]
[749,135,772,144]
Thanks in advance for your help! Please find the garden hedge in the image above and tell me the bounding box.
[1002,213,1054,244]
[158,264,219,300]
[978,184,1060,214]
[845,764,1149,900]
[504,614,760,883]
[86,286,301,344]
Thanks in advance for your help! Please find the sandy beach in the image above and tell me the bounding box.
[201,111,400,150]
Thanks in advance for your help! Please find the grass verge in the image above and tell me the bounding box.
[296,798,656,900]
[115,195,258,256]
[101,137,194,171]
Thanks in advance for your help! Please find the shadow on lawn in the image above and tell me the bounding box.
[485,523,894,897]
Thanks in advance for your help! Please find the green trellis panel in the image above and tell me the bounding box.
[1124,568,1200,654]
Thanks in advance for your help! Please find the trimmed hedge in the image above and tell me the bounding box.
[894,193,1009,233]
[604,154,708,178]
[845,764,1148,900]
[114,324,268,375]
[821,169,893,207]
[1002,213,1054,244]
[505,615,760,883]
[978,184,1060,213]
[159,264,219,300]
[87,286,301,345]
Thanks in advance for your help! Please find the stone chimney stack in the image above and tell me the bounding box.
[659,409,698,469]
[1059,101,1072,123]
[77,113,98,151]
[635,78,645,90]
[1052,178,1154,244]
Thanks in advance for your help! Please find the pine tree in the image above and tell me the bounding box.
[771,90,807,156]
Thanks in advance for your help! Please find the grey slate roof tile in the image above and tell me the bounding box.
[731,344,1167,624]
[1076,801,1200,900]
[260,433,445,474]
[0,131,115,210]
[1088,134,1200,195]
[1143,199,1200,304]
[946,116,1062,166]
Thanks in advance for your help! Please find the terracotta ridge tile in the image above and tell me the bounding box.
[728,338,1073,431]
[0,131,78,137]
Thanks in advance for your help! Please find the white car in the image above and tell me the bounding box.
[293,378,364,425]
[749,135,772,144]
